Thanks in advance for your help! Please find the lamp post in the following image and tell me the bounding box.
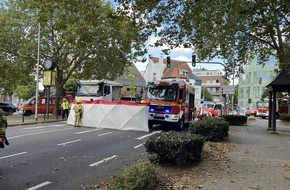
[35,23,40,121]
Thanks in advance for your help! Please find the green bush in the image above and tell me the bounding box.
[222,115,247,125]
[144,131,204,165]
[280,114,290,121]
[189,117,229,141]
[107,161,158,190]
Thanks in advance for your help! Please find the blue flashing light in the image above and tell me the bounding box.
[165,109,170,113]
[150,108,155,112]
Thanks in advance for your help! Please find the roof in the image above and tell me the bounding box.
[159,58,201,82]
[266,69,290,92]
[115,64,146,87]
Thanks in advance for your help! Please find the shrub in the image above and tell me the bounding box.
[107,161,158,190]
[222,115,247,125]
[280,114,290,122]
[189,117,229,141]
[144,131,204,165]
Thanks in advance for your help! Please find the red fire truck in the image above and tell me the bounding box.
[256,99,289,119]
[145,79,195,130]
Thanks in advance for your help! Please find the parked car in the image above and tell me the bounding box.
[0,102,17,115]
[18,95,73,116]
[245,107,257,117]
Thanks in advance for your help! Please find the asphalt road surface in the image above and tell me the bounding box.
[0,122,161,190]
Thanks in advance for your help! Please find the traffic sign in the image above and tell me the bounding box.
[222,85,235,95]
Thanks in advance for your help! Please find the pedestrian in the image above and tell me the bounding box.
[61,98,70,119]
[0,108,9,148]
[73,98,83,127]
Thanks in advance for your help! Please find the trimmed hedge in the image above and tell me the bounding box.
[222,115,247,125]
[280,114,290,122]
[144,131,204,165]
[189,117,229,141]
[107,161,158,190]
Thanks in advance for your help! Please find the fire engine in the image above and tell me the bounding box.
[256,99,289,119]
[198,101,223,120]
[145,79,195,130]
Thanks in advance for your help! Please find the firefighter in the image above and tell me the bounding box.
[61,98,70,119]
[0,108,9,148]
[73,98,83,127]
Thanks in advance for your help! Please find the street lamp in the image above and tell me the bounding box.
[35,23,41,121]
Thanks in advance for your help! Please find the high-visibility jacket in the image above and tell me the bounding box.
[61,101,70,110]
[73,104,82,114]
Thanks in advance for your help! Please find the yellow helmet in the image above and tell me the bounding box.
[76,98,82,103]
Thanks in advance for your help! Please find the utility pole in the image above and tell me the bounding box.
[35,23,40,121]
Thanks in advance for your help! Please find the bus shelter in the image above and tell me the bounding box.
[266,69,290,132]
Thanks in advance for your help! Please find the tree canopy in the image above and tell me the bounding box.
[117,0,290,74]
[0,0,146,113]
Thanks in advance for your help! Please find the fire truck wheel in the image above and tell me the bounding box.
[148,121,154,129]
[176,118,184,131]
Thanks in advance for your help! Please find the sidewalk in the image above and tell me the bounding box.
[175,118,290,190]
[6,113,65,126]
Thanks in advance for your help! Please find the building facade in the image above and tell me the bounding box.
[238,56,278,107]
[142,56,202,107]
[192,69,226,102]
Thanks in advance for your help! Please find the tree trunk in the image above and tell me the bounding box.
[53,68,64,118]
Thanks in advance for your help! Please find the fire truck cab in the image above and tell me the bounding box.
[256,99,289,119]
[145,79,195,130]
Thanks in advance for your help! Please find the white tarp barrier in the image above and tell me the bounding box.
[67,100,149,132]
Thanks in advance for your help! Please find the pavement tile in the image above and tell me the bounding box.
[176,118,290,190]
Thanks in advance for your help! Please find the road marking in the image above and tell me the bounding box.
[25,181,52,190]
[57,139,82,146]
[136,131,162,140]
[0,152,28,160]
[24,124,66,130]
[98,132,112,136]
[89,155,118,167]
[24,126,47,129]
[75,129,101,134]
[133,143,144,149]
[8,128,72,139]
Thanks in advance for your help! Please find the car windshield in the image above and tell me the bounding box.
[146,86,177,101]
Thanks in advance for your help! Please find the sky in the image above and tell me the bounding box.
[134,35,225,73]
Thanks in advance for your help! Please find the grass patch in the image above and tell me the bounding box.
[247,117,256,124]
[280,121,290,126]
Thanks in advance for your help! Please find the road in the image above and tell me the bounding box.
[0,122,161,190]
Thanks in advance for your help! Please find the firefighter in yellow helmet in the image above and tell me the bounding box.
[73,98,83,127]
[0,108,9,148]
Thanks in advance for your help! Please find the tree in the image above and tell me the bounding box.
[0,0,146,115]
[117,0,290,73]
[13,81,36,100]
[233,84,239,105]
[127,71,136,100]
[201,87,212,101]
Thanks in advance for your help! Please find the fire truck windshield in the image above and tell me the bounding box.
[77,84,104,97]
[146,86,177,101]
[256,101,269,108]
